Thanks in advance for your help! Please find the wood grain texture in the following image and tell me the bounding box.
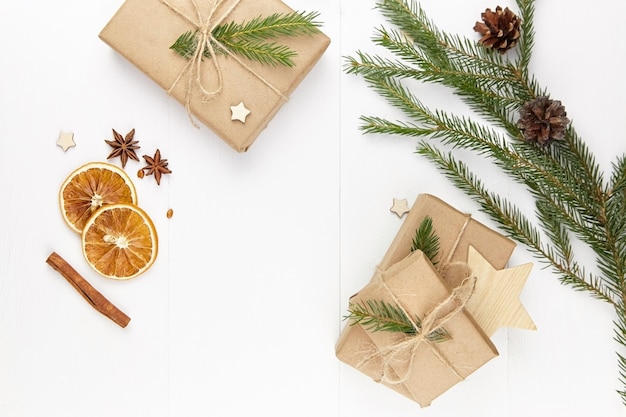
[464,246,535,337]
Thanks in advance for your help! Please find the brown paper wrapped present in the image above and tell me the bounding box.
[336,194,519,406]
[99,0,330,152]
[336,250,498,407]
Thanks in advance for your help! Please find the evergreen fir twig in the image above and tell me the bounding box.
[411,215,440,263]
[345,299,450,342]
[170,31,199,60]
[169,11,321,67]
[346,0,626,404]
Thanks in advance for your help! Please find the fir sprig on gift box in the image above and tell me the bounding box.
[346,299,451,342]
[170,11,321,67]
[346,0,626,403]
[411,215,440,263]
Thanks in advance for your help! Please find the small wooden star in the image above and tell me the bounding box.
[390,198,410,218]
[465,245,535,336]
[56,131,76,152]
[230,101,251,123]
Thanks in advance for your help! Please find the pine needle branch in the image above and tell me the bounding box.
[359,75,604,237]
[416,141,618,305]
[345,299,450,342]
[346,299,415,334]
[212,11,321,41]
[515,0,535,73]
[214,39,297,67]
[170,11,321,67]
[170,30,199,60]
[411,216,440,263]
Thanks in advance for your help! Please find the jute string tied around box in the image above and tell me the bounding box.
[356,214,476,386]
[160,0,288,127]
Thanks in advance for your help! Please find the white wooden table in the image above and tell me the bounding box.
[1,0,624,415]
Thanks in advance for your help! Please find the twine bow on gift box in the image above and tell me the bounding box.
[338,195,534,405]
[355,270,477,385]
[348,214,479,385]
[159,0,321,126]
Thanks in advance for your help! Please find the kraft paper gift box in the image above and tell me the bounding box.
[336,194,518,406]
[335,250,499,407]
[99,0,330,152]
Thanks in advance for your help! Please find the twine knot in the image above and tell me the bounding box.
[159,0,288,127]
[356,268,476,385]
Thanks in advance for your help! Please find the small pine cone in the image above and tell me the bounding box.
[473,6,521,53]
[517,97,570,146]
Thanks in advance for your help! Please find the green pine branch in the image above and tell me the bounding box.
[515,0,535,74]
[411,215,440,263]
[169,11,321,68]
[170,30,201,60]
[212,11,321,41]
[345,299,450,342]
[346,0,626,403]
[214,39,297,67]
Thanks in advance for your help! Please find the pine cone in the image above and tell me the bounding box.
[473,6,521,53]
[517,97,570,146]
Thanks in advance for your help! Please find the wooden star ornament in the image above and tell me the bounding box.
[390,198,410,217]
[56,131,76,152]
[464,245,535,337]
[230,101,251,123]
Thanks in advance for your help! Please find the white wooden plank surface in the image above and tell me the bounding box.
[0,0,625,416]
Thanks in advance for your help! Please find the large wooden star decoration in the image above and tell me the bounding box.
[464,245,535,337]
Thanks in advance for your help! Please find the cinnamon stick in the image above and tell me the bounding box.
[46,252,131,328]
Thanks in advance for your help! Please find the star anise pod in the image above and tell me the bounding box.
[105,128,140,168]
[141,149,172,185]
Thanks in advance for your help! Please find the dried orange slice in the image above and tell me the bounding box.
[59,162,137,233]
[81,203,158,280]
